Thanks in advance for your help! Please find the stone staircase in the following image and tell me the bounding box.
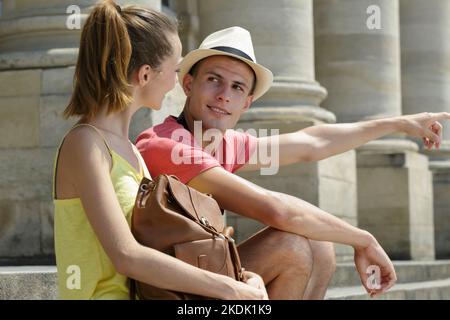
[326,260,450,300]
[0,266,57,300]
[1,261,450,299]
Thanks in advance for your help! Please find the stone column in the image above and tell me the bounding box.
[400,0,450,259]
[315,0,434,260]
[0,0,165,264]
[196,0,356,261]
[167,0,199,56]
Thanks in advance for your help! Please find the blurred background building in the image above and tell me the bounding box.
[1,0,450,299]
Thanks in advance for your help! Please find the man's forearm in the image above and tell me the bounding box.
[271,191,375,249]
[297,117,402,162]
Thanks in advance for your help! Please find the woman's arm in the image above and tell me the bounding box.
[60,128,265,300]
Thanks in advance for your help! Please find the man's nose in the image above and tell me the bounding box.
[216,85,231,103]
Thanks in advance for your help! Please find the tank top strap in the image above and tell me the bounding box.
[131,144,150,179]
[52,123,113,199]
[72,123,114,154]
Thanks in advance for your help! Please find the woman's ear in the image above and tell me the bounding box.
[137,64,153,87]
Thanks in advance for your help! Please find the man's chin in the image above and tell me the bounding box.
[203,121,232,134]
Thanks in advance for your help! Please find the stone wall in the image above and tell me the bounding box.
[1,0,448,264]
[0,0,184,264]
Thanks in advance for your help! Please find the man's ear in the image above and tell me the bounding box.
[182,73,194,97]
[242,95,254,112]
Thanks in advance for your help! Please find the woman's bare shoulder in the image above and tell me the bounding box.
[59,125,112,173]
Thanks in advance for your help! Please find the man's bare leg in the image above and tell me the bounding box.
[303,240,336,300]
[237,227,313,299]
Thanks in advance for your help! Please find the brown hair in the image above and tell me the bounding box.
[64,0,178,120]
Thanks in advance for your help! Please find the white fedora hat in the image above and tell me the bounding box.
[178,26,273,101]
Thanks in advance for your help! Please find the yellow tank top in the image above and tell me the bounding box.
[53,124,150,300]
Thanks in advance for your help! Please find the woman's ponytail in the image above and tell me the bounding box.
[65,0,177,120]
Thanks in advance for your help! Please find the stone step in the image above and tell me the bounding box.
[2,261,450,299]
[330,260,450,287]
[0,266,57,300]
[326,278,450,300]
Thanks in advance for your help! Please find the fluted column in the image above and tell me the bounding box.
[167,0,199,56]
[196,0,356,261]
[315,0,402,122]
[197,0,329,114]
[0,0,164,264]
[315,0,434,260]
[400,0,450,259]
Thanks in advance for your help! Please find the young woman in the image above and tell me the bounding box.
[53,0,267,299]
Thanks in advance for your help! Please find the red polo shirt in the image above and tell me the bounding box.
[136,116,257,183]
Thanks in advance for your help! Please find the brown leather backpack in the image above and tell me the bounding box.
[129,174,244,299]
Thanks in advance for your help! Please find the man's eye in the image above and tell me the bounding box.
[208,77,218,82]
[233,85,244,91]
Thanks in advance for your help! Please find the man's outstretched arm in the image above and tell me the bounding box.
[240,112,450,171]
[188,167,397,297]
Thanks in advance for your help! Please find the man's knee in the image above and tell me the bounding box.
[269,229,314,276]
[326,243,336,273]
[312,241,336,276]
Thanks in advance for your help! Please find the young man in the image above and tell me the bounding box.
[136,27,449,299]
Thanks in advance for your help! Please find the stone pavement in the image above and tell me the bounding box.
[2,261,450,300]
